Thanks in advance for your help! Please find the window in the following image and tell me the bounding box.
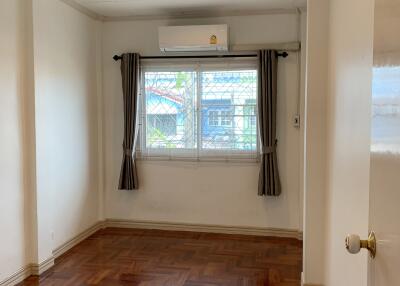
[139,60,258,159]
[208,110,219,126]
[143,70,197,150]
[371,66,400,153]
[220,110,232,126]
[207,110,233,127]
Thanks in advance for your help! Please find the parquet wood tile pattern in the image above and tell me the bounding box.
[19,227,302,286]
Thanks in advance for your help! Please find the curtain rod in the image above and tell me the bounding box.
[112,52,288,62]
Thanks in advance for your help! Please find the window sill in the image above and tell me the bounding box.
[136,155,260,164]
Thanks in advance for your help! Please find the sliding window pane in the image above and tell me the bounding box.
[200,70,257,151]
[144,71,197,149]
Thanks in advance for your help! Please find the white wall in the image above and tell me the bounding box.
[302,0,328,284]
[0,0,102,277]
[374,6,400,53]
[299,8,307,235]
[0,0,32,281]
[323,0,374,285]
[373,0,400,66]
[0,2,306,281]
[32,0,100,262]
[102,14,304,230]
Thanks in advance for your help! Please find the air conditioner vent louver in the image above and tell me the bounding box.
[158,24,229,52]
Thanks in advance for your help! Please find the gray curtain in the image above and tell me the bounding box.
[258,50,281,196]
[118,53,140,190]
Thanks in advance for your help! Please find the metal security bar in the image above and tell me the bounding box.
[137,60,259,160]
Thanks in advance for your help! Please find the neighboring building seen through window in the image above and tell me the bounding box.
[140,62,258,159]
[220,110,233,127]
[148,114,177,136]
[208,110,219,127]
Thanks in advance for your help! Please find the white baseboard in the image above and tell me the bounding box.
[105,219,303,240]
[0,221,105,286]
[52,221,105,258]
[30,256,55,276]
[0,266,32,286]
[301,272,324,286]
[0,257,56,286]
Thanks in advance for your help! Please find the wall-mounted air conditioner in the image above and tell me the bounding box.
[158,24,229,52]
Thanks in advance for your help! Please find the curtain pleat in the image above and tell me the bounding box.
[258,50,281,196]
[118,53,140,190]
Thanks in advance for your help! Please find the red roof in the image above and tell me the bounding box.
[145,87,183,105]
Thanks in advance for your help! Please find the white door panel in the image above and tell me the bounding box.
[306,1,400,285]
[322,0,375,284]
[305,0,375,285]
[368,0,400,284]
[369,153,400,286]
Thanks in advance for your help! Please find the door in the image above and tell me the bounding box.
[335,0,400,284]
[367,0,400,284]
[319,0,375,284]
[306,0,400,285]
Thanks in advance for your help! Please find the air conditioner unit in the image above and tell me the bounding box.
[159,24,229,52]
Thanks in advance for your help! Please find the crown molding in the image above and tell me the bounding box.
[102,8,299,22]
[58,0,104,21]
[57,0,306,22]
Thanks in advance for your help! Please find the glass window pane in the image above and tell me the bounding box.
[200,70,258,151]
[144,71,197,149]
[371,66,400,153]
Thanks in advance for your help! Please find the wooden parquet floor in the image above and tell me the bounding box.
[19,227,302,286]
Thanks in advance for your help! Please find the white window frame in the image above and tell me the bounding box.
[137,58,259,161]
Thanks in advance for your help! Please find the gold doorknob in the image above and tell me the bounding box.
[345,231,376,258]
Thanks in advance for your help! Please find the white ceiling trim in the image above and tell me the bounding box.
[59,0,104,20]
[58,0,305,22]
[102,8,298,22]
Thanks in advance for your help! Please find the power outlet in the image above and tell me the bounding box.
[293,115,300,128]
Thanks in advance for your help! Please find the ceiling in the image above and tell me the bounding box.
[71,0,306,19]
